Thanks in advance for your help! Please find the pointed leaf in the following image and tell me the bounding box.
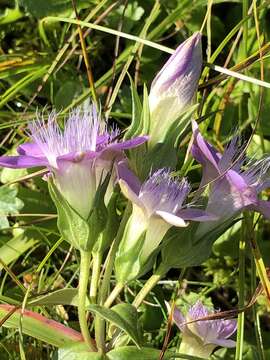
[0,185,24,229]
[124,75,142,140]
[87,172,110,244]
[0,232,38,269]
[141,84,150,134]
[28,288,90,307]
[93,192,120,253]
[87,304,141,348]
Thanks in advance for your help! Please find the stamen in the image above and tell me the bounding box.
[139,169,191,215]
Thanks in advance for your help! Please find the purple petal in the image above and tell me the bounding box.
[155,210,188,227]
[177,208,218,221]
[117,161,141,195]
[151,32,202,93]
[118,179,145,210]
[218,137,243,173]
[219,320,237,339]
[249,200,270,219]
[211,338,236,348]
[96,134,110,146]
[226,169,248,191]
[192,121,220,170]
[189,301,208,319]
[17,143,44,157]
[56,150,97,163]
[0,155,49,169]
[106,136,148,151]
[173,307,186,331]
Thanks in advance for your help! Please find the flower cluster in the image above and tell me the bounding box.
[0,31,269,357]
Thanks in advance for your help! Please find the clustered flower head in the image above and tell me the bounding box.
[173,301,237,359]
[0,107,147,219]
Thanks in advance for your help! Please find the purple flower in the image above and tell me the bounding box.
[115,164,215,282]
[0,107,148,219]
[149,32,202,146]
[191,120,270,236]
[174,301,237,358]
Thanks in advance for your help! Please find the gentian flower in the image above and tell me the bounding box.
[115,164,215,282]
[191,120,270,237]
[148,32,202,146]
[0,107,148,220]
[174,301,237,359]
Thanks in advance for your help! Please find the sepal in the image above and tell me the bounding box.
[48,179,91,251]
[87,171,111,246]
[115,227,146,283]
[93,192,120,254]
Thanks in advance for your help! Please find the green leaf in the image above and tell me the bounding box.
[0,185,24,214]
[107,346,174,360]
[1,166,27,184]
[48,180,91,251]
[161,218,237,269]
[0,304,83,347]
[19,0,91,18]
[111,303,141,342]
[124,75,143,140]
[115,226,146,283]
[87,304,141,348]
[0,185,24,229]
[107,1,144,33]
[29,288,90,307]
[0,5,24,25]
[141,84,150,135]
[172,354,209,359]
[93,192,120,254]
[54,80,81,111]
[87,172,110,245]
[0,232,38,269]
[58,343,105,360]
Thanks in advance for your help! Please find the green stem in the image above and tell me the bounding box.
[132,263,168,308]
[104,282,124,308]
[95,316,106,354]
[78,250,96,352]
[95,205,131,353]
[90,251,102,303]
[251,252,265,360]
[235,220,246,360]
[98,204,131,305]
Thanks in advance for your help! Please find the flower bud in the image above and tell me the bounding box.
[149,32,202,146]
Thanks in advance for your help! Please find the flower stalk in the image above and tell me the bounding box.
[90,251,102,303]
[132,263,168,308]
[78,250,96,352]
[94,206,131,353]
[245,214,270,306]
[104,282,125,308]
